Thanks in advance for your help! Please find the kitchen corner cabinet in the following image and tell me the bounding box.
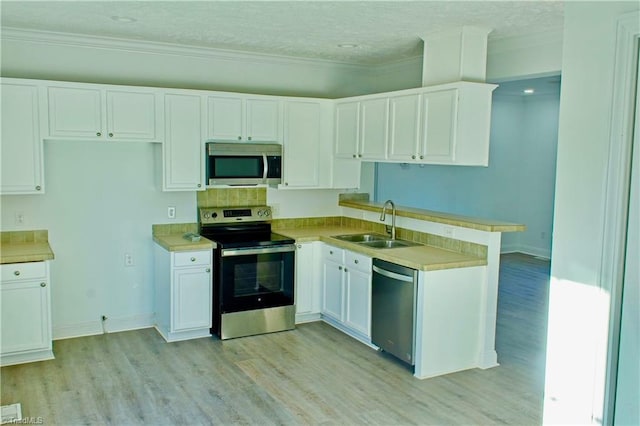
[321,244,372,343]
[335,98,388,160]
[162,93,205,191]
[47,84,162,142]
[294,242,322,323]
[0,261,54,366]
[154,246,213,342]
[282,99,333,189]
[207,95,280,142]
[0,80,46,194]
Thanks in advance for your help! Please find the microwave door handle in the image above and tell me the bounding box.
[262,153,268,182]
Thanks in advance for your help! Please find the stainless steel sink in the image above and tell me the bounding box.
[333,233,389,243]
[358,239,421,249]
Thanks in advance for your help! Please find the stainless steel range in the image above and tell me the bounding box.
[199,206,295,340]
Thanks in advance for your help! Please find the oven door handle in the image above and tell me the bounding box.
[221,244,295,257]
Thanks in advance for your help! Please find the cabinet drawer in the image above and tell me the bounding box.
[1,262,47,282]
[322,245,344,261]
[173,251,212,267]
[345,251,372,273]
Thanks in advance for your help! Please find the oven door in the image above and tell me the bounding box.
[219,244,295,313]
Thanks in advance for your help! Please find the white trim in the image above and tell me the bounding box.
[601,11,640,425]
[1,27,367,71]
[53,313,154,340]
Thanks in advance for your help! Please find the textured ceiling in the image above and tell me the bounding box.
[0,1,564,65]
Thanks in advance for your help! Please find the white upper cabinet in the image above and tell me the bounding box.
[338,82,496,166]
[0,80,45,195]
[334,101,359,159]
[163,93,205,191]
[359,97,388,160]
[335,98,388,160]
[387,93,421,161]
[207,95,280,142]
[47,84,161,141]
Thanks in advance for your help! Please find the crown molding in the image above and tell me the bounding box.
[1,27,369,71]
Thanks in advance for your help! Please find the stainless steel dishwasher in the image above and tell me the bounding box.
[371,258,418,365]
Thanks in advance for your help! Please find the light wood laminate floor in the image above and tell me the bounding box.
[1,253,550,425]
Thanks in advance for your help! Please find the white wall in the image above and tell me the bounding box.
[544,2,640,424]
[374,89,559,257]
[1,141,195,338]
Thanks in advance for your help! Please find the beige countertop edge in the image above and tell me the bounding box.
[276,227,487,272]
[153,235,216,252]
[0,241,55,264]
[339,200,526,233]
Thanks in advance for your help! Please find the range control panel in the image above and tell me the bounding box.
[199,206,272,224]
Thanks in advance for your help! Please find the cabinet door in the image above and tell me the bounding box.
[283,101,321,188]
[322,258,344,321]
[1,280,50,353]
[172,267,212,331]
[295,243,315,315]
[388,93,421,161]
[359,98,388,160]
[208,96,243,141]
[420,90,457,162]
[163,93,204,191]
[106,90,158,141]
[344,268,371,337]
[335,102,359,159]
[0,83,44,194]
[245,98,280,142]
[48,86,103,139]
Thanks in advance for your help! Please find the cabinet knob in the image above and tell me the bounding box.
[329,250,333,255]
[13,270,20,276]
[358,154,362,158]
[237,136,242,140]
[96,132,102,137]
[206,268,211,273]
[412,155,416,159]
[108,133,114,138]
[190,257,196,262]
[338,266,342,271]
[352,154,357,158]
[285,182,289,186]
[248,137,252,141]
[197,184,202,188]
[35,185,41,191]
[420,155,424,159]
[40,282,46,287]
[344,268,348,272]
[297,244,302,249]
[354,259,359,264]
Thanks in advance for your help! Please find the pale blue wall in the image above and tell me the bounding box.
[375,88,560,257]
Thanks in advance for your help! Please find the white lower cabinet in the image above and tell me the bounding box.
[294,242,322,323]
[0,261,54,366]
[154,246,213,342]
[321,244,372,343]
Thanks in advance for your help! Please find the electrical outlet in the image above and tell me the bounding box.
[443,226,455,238]
[271,203,280,216]
[124,253,134,267]
[167,206,176,219]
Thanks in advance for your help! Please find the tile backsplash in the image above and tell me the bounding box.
[196,188,267,208]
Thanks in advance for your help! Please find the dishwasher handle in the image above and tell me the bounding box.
[372,265,415,283]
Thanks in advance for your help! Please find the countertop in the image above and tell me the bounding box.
[0,241,55,264]
[153,234,216,252]
[275,226,487,272]
[339,199,526,233]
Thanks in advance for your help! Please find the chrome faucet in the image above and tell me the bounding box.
[380,199,396,240]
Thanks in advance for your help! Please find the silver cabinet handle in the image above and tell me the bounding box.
[35,185,41,191]
[108,133,114,138]
[96,132,102,137]
[296,244,302,249]
[14,271,20,276]
[197,184,201,188]
[358,154,362,158]
[352,154,357,158]
[338,266,343,271]
[237,136,242,140]
[40,282,46,287]
[206,268,211,273]
[412,155,416,159]
[344,268,348,272]
[190,257,196,262]
[354,259,359,264]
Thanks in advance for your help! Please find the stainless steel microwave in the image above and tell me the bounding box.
[206,142,282,186]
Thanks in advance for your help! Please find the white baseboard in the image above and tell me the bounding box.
[53,313,154,340]
[500,244,551,260]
